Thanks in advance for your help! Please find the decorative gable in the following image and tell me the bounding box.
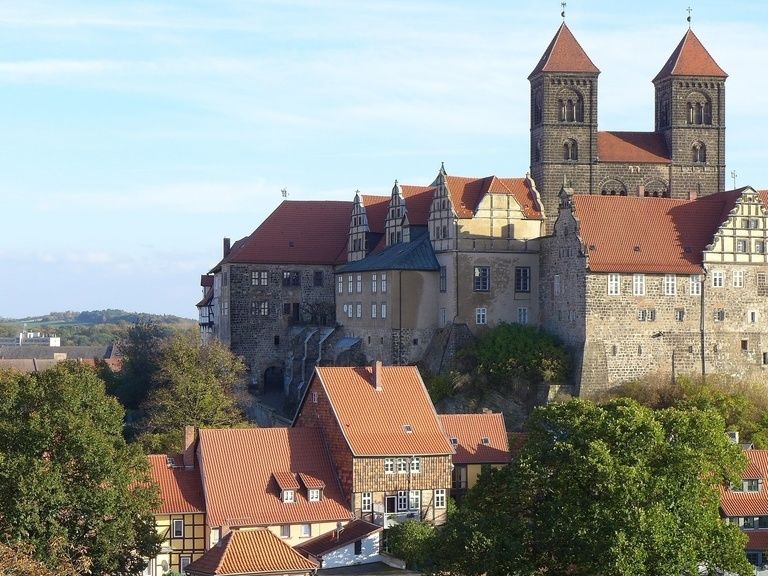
[348,191,371,262]
[703,187,768,266]
[384,181,408,247]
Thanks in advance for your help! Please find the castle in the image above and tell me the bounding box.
[198,19,768,398]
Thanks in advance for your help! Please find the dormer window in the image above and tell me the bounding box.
[308,489,321,502]
[403,424,413,433]
[450,437,458,446]
[299,473,325,502]
[282,489,295,503]
[273,471,300,503]
[746,479,760,492]
[481,437,491,446]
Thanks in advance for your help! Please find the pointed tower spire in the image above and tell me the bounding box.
[653,29,727,82]
[528,22,599,79]
[391,179,403,198]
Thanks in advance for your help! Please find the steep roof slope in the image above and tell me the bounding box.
[719,450,768,517]
[597,132,670,164]
[198,427,351,528]
[439,413,510,465]
[307,365,454,457]
[148,454,205,514]
[445,176,542,219]
[529,22,599,78]
[654,29,727,81]
[225,200,353,266]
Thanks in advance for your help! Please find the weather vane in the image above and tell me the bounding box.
[686,6,692,28]
[561,1,566,19]
[281,188,289,199]
[731,170,738,190]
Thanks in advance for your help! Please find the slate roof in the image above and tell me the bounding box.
[445,176,542,220]
[337,229,439,273]
[302,365,454,457]
[185,529,318,576]
[529,22,600,78]
[223,201,354,266]
[147,454,205,514]
[597,132,670,164]
[295,519,381,559]
[720,450,768,517]
[198,427,351,528]
[653,29,727,82]
[0,345,111,360]
[439,413,510,465]
[570,190,750,274]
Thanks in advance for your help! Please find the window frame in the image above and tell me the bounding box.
[514,267,531,293]
[172,518,184,538]
[712,271,724,288]
[384,458,394,474]
[733,270,744,288]
[475,307,487,325]
[435,488,446,509]
[689,275,702,296]
[409,490,421,511]
[632,273,645,296]
[607,273,620,295]
[280,524,290,539]
[663,274,677,296]
[308,488,321,502]
[473,266,490,292]
[397,490,408,512]
[361,492,372,512]
[410,457,420,473]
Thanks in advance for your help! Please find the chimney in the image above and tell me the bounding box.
[223,237,231,257]
[688,189,697,201]
[373,360,383,391]
[183,426,197,470]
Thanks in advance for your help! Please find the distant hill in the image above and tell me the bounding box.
[0,310,196,346]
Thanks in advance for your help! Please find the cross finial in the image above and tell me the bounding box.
[731,170,738,190]
[561,1,566,20]
[281,187,288,198]
[686,6,692,28]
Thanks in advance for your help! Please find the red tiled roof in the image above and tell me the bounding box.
[747,530,768,551]
[298,473,325,490]
[225,201,353,266]
[439,413,510,465]
[653,29,727,82]
[147,454,205,514]
[597,132,670,164]
[720,451,768,517]
[185,529,318,576]
[198,428,350,528]
[309,365,454,457]
[272,472,300,491]
[201,275,214,287]
[445,176,542,219]
[402,185,434,225]
[360,195,390,234]
[529,22,599,78]
[571,191,744,274]
[295,519,381,558]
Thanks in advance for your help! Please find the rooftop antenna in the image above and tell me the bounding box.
[281,187,289,199]
[731,170,738,190]
[561,1,566,20]
[686,6,692,28]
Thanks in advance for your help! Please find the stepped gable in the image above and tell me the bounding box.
[597,132,671,164]
[439,413,510,465]
[305,365,454,457]
[185,529,317,576]
[224,200,353,266]
[571,190,744,274]
[147,454,205,514]
[528,22,599,78]
[653,28,727,81]
[445,176,542,220]
[197,427,350,528]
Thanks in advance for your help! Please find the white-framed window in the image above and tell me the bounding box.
[749,310,759,324]
[756,240,766,254]
[300,524,311,538]
[517,307,528,325]
[675,308,685,322]
[607,273,620,295]
[409,490,421,511]
[474,266,491,292]
[384,458,394,474]
[435,488,446,509]
[637,309,656,322]
[371,273,377,293]
[554,274,562,296]
[397,491,408,511]
[712,271,724,287]
[475,307,487,325]
[689,275,702,296]
[733,270,745,288]
[337,275,343,294]
[664,274,677,296]
[410,457,420,473]
[714,309,726,322]
[381,272,387,293]
[514,267,531,293]
[348,274,353,294]
[346,304,352,319]
[172,519,184,538]
[210,527,221,547]
[736,239,747,253]
[371,303,377,318]
[397,457,408,473]
[258,301,269,316]
[362,492,372,512]
[356,274,362,293]
[280,524,290,538]
[180,556,191,573]
[251,271,268,286]
[381,303,387,319]
[632,274,645,296]
[282,490,295,503]
[356,303,362,318]
[308,489,320,502]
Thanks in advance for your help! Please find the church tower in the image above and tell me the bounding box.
[529,22,599,224]
[653,29,727,197]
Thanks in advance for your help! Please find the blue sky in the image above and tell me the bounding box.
[2,1,768,319]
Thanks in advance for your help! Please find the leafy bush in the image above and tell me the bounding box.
[386,520,435,569]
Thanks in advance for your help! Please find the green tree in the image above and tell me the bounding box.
[386,520,435,569]
[138,331,247,452]
[113,322,174,409]
[431,398,752,576]
[0,363,161,575]
[462,322,569,387]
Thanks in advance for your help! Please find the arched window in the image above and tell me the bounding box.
[558,91,584,123]
[600,179,627,196]
[643,180,669,198]
[704,101,712,124]
[534,140,541,162]
[563,139,578,161]
[533,92,542,125]
[695,103,703,124]
[575,96,584,122]
[558,99,566,122]
[686,92,712,125]
[692,142,706,163]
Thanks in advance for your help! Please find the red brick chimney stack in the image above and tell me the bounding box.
[183,425,197,470]
[373,360,383,391]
